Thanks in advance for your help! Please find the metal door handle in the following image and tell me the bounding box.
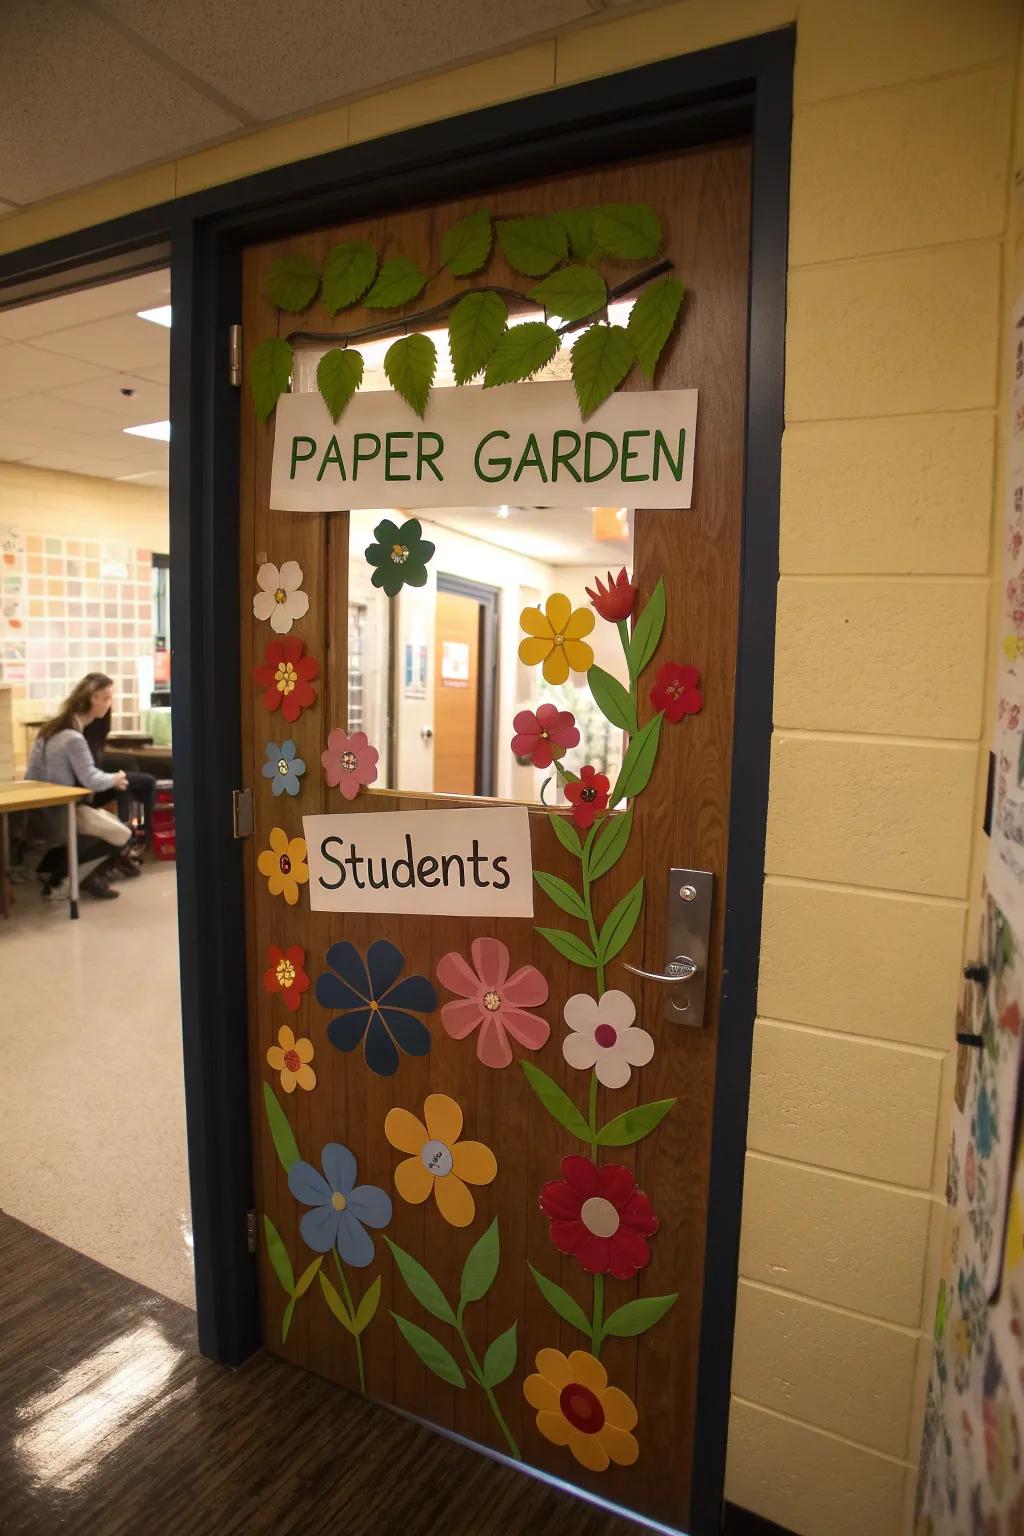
[624,954,699,984]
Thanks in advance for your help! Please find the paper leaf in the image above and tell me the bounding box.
[392,1312,466,1388]
[496,215,568,277]
[319,1271,356,1334]
[385,1236,457,1325]
[322,241,378,314]
[250,337,293,423]
[597,1097,676,1147]
[590,203,662,260]
[528,264,607,323]
[558,209,595,261]
[628,577,666,679]
[442,209,493,277]
[528,1263,593,1337]
[281,1295,297,1343]
[263,1214,294,1294]
[587,807,633,884]
[535,925,598,969]
[597,876,644,964]
[459,1218,500,1315]
[520,1060,594,1143]
[483,322,560,389]
[448,291,507,386]
[611,712,663,807]
[354,1274,382,1334]
[533,870,588,922]
[365,256,428,310]
[263,1081,301,1172]
[293,1255,324,1302]
[550,813,583,859]
[265,253,320,313]
[602,1292,679,1338]
[628,277,685,381]
[571,324,633,418]
[384,333,437,418]
[588,664,638,734]
[317,348,364,423]
[482,1320,518,1388]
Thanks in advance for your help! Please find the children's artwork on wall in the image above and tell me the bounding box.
[254,636,319,723]
[385,1093,497,1227]
[262,739,306,797]
[252,559,310,633]
[436,937,550,1068]
[316,938,436,1076]
[321,727,379,798]
[257,827,309,905]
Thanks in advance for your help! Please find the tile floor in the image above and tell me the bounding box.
[0,858,195,1307]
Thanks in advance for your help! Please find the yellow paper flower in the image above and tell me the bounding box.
[523,1348,639,1472]
[257,826,309,905]
[519,594,595,685]
[266,1024,316,1093]
[384,1092,497,1227]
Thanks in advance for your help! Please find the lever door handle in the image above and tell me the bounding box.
[623,954,699,984]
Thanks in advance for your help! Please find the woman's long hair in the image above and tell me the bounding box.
[38,673,113,743]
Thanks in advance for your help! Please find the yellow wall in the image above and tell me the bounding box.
[0,461,168,550]
[2,3,1019,1532]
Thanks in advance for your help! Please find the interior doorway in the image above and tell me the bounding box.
[433,573,497,798]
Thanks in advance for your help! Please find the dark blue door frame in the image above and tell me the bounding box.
[0,29,791,1531]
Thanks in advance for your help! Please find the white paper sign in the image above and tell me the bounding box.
[302,805,534,916]
[271,380,698,512]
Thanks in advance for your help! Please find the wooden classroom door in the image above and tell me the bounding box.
[433,587,481,796]
[242,138,750,1530]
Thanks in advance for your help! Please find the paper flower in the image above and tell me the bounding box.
[385,1092,497,1227]
[266,1023,316,1093]
[257,827,309,905]
[562,990,653,1088]
[322,727,379,799]
[585,568,637,623]
[288,1143,392,1266]
[254,636,319,724]
[262,739,306,798]
[650,662,702,722]
[263,943,310,1012]
[519,594,595,685]
[365,517,435,597]
[317,938,435,1077]
[437,936,549,1068]
[564,764,609,829]
[252,560,310,634]
[523,1349,638,1471]
[540,1155,658,1279]
[510,703,579,769]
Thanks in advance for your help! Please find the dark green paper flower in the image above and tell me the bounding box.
[364,517,435,597]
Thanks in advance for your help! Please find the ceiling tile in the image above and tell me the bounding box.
[29,311,169,372]
[0,343,113,401]
[0,391,148,436]
[116,469,169,488]
[135,362,170,385]
[0,270,170,342]
[47,374,169,426]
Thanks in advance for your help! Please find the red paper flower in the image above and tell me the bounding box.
[563,764,610,829]
[263,944,310,1013]
[540,1155,658,1280]
[650,662,702,723]
[511,703,580,769]
[254,636,318,723]
[585,568,637,623]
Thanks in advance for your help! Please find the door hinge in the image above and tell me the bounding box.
[246,1208,258,1254]
[232,787,253,838]
[229,324,242,387]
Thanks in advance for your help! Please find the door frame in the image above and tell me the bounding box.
[0,28,792,1532]
[434,570,499,796]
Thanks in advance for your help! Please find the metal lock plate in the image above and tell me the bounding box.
[624,868,714,1027]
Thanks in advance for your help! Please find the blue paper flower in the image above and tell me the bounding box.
[317,938,436,1077]
[262,739,306,798]
[287,1143,392,1266]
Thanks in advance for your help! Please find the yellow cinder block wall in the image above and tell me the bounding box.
[4,2,1019,1532]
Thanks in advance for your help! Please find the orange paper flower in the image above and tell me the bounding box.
[257,827,309,905]
[384,1093,496,1227]
[523,1348,639,1472]
[266,1024,316,1093]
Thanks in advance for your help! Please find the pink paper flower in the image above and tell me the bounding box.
[511,703,580,769]
[437,937,550,1069]
[322,728,379,800]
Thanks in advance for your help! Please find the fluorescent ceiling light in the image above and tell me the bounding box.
[123,420,170,441]
[137,305,172,328]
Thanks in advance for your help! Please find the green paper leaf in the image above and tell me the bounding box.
[354,1274,382,1335]
[628,577,666,679]
[597,876,644,964]
[520,1060,594,1143]
[628,277,686,381]
[384,333,437,417]
[319,1271,356,1334]
[365,256,428,310]
[262,1081,301,1173]
[571,324,633,417]
[533,870,588,922]
[482,1321,518,1388]
[459,1218,500,1317]
[392,1312,466,1388]
[442,209,493,276]
[528,1263,593,1338]
[528,264,607,323]
[550,813,583,859]
[587,807,633,884]
[483,322,560,388]
[597,1097,676,1147]
[602,1293,678,1338]
[322,241,378,314]
[250,338,292,423]
[535,925,598,969]
[385,1237,457,1325]
[588,664,638,734]
[590,203,662,260]
[316,347,364,422]
[265,253,320,313]
[263,1214,294,1294]
[448,291,507,386]
[281,1295,297,1343]
[558,209,595,261]
[611,712,663,806]
[293,1255,324,1301]
[496,214,568,277]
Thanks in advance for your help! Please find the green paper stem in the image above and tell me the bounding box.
[457,1323,521,1460]
[592,1273,605,1359]
[616,617,637,717]
[588,1070,599,1154]
[580,824,604,995]
[334,1249,366,1394]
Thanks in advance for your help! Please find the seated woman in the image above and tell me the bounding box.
[82,709,156,853]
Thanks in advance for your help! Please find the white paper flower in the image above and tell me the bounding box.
[253,560,309,634]
[562,990,654,1089]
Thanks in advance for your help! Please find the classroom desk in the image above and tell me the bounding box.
[0,781,92,921]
